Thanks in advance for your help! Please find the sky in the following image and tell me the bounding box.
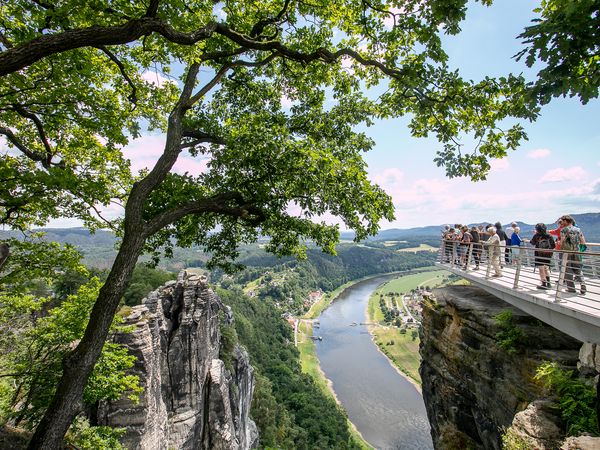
[14,1,600,231]
[364,0,600,229]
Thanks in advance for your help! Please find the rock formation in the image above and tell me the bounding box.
[419,285,588,450]
[98,271,258,449]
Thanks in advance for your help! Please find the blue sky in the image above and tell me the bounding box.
[8,1,598,231]
[365,0,600,228]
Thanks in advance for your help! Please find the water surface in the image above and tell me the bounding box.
[315,275,433,450]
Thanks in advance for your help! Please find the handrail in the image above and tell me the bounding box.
[438,239,600,306]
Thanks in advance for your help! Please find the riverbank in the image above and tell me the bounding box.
[297,268,441,449]
[366,269,451,387]
[302,266,438,320]
[297,313,373,449]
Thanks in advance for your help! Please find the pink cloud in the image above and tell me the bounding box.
[123,135,209,176]
[527,148,551,159]
[141,70,173,87]
[173,156,208,176]
[539,166,586,183]
[122,135,166,173]
[489,158,510,172]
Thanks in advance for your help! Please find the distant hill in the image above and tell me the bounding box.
[341,212,600,243]
[2,212,599,268]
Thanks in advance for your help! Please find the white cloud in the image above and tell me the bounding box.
[527,148,551,159]
[539,166,586,183]
[489,158,510,172]
[141,70,172,87]
[280,94,296,108]
[372,168,404,187]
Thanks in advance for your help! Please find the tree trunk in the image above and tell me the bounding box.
[27,230,145,449]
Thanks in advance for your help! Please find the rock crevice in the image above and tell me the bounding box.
[419,285,584,450]
[99,271,258,450]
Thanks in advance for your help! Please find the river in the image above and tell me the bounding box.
[315,275,434,450]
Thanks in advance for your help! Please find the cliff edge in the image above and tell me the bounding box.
[419,285,598,450]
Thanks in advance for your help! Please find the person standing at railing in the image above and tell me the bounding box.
[495,222,508,268]
[471,225,482,270]
[510,226,522,264]
[460,225,473,269]
[505,222,517,264]
[531,223,555,290]
[560,215,587,295]
[484,226,502,277]
[442,225,453,263]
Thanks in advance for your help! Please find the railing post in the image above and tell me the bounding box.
[465,243,472,271]
[485,247,491,278]
[452,243,457,269]
[513,250,522,289]
[554,251,568,302]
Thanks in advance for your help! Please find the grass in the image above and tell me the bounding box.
[367,268,452,385]
[396,243,438,252]
[374,268,449,294]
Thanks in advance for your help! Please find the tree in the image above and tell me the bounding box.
[516,0,600,104]
[1,1,536,447]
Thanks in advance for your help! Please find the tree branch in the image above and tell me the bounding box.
[250,0,293,37]
[145,0,160,17]
[144,192,266,237]
[0,17,414,87]
[126,63,200,223]
[12,105,53,166]
[96,46,137,105]
[0,242,9,271]
[0,126,49,168]
[181,129,226,146]
[0,18,217,77]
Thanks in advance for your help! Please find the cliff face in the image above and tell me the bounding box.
[98,271,258,450]
[419,285,583,450]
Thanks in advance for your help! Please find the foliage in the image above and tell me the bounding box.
[68,417,126,450]
[0,278,141,425]
[516,0,600,104]
[122,265,176,306]
[0,0,547,442]
[534,362,599,436]
[0,236,87,296]
[493,310,527,354]
[218,287,358,449]
[501,427,531,450]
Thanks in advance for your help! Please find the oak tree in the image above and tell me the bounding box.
[1,1,536,447]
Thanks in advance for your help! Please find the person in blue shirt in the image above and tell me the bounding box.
[509,226,522,263]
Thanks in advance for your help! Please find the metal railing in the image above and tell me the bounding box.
[438,239,600,311]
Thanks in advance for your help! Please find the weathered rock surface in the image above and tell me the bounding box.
[420,285,582,450]
[98,271,258,450]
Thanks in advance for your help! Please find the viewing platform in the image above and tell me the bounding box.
[436,240,600,344]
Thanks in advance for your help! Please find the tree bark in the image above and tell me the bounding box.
[0,242,9,270]
[26,229,145,449]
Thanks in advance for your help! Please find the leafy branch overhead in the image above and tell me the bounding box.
[1,0,536,239]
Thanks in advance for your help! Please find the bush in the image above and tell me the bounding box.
[494,310,526,354]
[534,362,598,436]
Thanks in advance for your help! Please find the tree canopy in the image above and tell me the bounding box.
[0,0,546,447]
[516,0,600,104]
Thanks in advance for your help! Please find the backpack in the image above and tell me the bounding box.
[561,226,581,251]
[537,235,554,250]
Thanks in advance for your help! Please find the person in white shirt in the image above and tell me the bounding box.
[484,227,502,277]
